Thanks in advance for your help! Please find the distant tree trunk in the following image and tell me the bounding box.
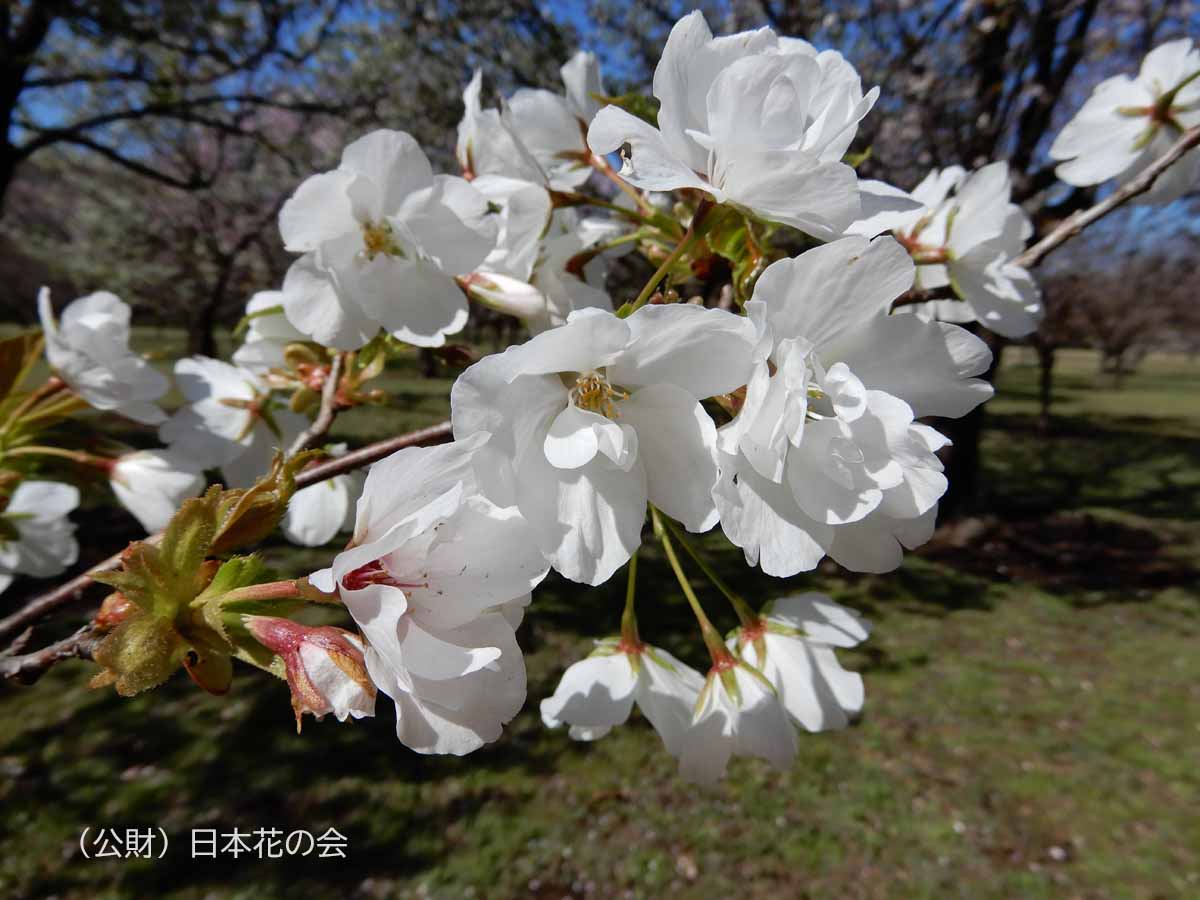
[0,145,19,216]
[188,253,235,357]
[1036,339,1055,432]
[188,291,222,357]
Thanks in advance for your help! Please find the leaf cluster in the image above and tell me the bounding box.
[89,451,317,697]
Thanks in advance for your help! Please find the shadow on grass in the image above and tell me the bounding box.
[982,411,1200,522]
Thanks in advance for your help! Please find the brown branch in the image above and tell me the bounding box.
[294,420,452,489]
[0,624,98,685]
[0,420,453,646]
[1014,125,1200,272]
[288,353,344,457]
[890,286,960,310]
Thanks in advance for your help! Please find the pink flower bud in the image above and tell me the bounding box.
[243,616,376,731]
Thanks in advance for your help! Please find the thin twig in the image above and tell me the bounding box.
[0,420,453,645]
[0,624,98,685]
[1014,124,1200,271]
[890,286,959,310]
[294,420,452,489]
[287,353,344,457]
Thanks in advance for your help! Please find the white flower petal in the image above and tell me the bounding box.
[540,653,638,730]
[619,383,719,532]
[610,303,758,399]
[749,236,914,352]
[515,441,647,586]
[828,312,994,419]
[281,254,378,350]
[278,169,358,253]
[587,105,713,194]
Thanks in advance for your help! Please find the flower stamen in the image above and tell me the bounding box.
[570,371,628,419]
[361,220,402,260]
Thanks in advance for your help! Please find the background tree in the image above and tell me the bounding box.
[0,0,359,212]
[0,0,579,350]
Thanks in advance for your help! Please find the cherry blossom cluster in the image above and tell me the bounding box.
[4,14,1197,783]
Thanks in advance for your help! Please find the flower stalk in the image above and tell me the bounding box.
[651,507,731,666]
[626,198,714,314]
[660,515,758,628]
[619,550,641,649]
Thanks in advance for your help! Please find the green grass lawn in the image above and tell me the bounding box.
[0,345,1196,899]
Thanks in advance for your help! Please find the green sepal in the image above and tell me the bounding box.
[193,554,268,606]
[192,554,269,642]
[763,619,808,640]
[737,659,780,698]
[353,340,389,382]
[588,636,622,657]
[642,645,678,674]
[718,666,742,704]
[209,450,321,555]
[703,206,749,259]
[615,301,634,319]
[843,146,872,168]
[698,207,774,304]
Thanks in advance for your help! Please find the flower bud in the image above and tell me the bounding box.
[243,616,376,730]
[458,272,547,319]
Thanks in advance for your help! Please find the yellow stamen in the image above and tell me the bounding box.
[361,221,398,259]
[571,371,628,419]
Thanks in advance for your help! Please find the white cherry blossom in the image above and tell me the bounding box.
[848,163,1043,339]
[452,304,758,586]
[677,660,796,784]
[587,11,876,239]
[1050,39,1200,205]
[0,480,79,595]
[278,129,497,349]
[729,594,870,732]
[109,449,206,534]
[715,236,993,576]
[312,435,550,755]
[37,288,167,425]
[159,356,307,488]
[540,638,703,753]
[506,51,606,190]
